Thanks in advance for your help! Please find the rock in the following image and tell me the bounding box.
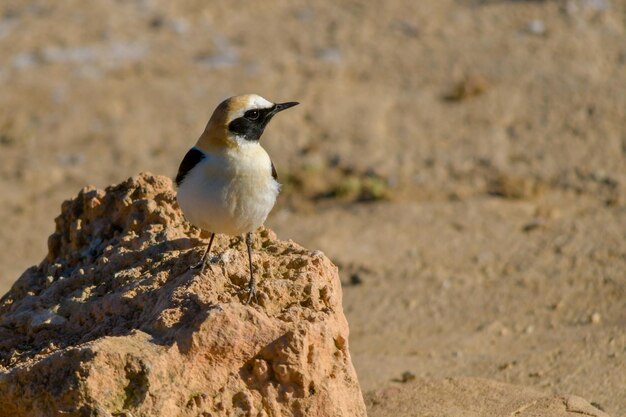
[365,377,611,417]
[526,19,546,36]
[489,174,545,200]
[0,172,366,417]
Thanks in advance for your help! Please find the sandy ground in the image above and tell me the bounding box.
[1,0,625,414]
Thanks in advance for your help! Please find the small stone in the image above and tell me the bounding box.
[350,273,363,286]
[566,395,609,416]
[400,371,415,383]
[527,19,546,36]
[170,18,190,35]
[445,75,489,101]
[522,219,544,232]
[590,312,601,324]
[317,48,342,64]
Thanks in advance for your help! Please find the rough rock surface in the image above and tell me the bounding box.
[0,173,366,417]
[365,378,611,417]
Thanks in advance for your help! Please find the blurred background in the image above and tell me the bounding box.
[1,0,625,414]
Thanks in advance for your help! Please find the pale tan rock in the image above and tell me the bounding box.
[0,172,366,417]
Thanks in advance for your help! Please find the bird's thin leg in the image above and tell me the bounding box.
[245,232,257,305]
[199,232,216,274]
[190,232,215,273]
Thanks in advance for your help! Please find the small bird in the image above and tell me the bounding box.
[175,94,298,304]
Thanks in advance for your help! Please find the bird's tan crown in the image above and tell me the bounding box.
[196,94,274,151]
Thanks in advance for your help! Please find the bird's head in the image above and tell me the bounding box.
[197,94,299,151]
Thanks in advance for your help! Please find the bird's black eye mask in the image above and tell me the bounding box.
[228,107,275,142]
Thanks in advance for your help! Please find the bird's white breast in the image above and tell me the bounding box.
[177,144,280,236]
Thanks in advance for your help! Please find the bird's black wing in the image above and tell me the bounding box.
[176,148,205,186]
[271,160,278,181]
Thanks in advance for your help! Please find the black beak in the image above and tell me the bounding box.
[272,101,299,114]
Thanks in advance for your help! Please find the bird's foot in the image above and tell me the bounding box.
[188,233,216,274]
[244,279,258,305]
[188,257,217,274]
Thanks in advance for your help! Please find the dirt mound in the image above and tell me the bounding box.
[0,172,366,417]
[366,377,610,417]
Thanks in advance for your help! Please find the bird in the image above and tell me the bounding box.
[175,94,298,304]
